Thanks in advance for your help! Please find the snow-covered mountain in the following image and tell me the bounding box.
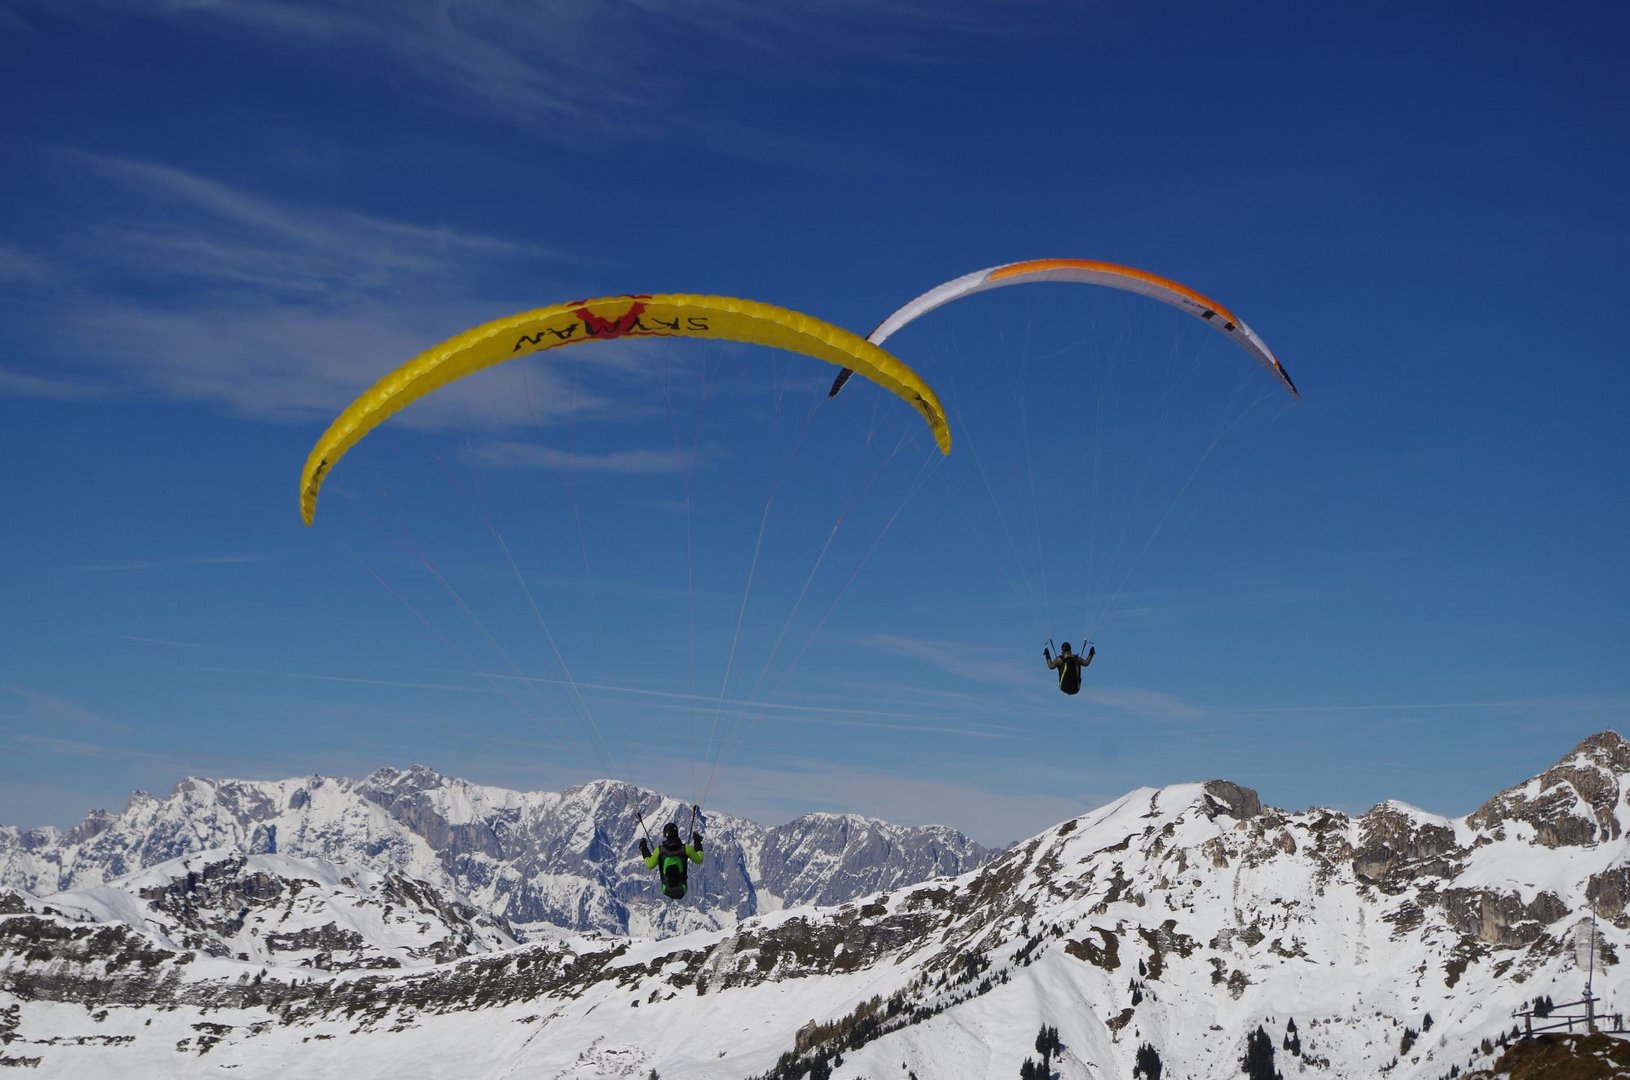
[0,769,993,938]
[18,848,517,972]
[5,733,1630,1079]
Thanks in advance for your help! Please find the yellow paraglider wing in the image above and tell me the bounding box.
[300,294,951,524]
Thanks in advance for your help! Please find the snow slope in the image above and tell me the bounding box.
[5,732,1630,1078]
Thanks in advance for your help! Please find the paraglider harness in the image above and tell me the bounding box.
[1046,638,1093,696]
[657,839,691,899]
[638,804,703,900]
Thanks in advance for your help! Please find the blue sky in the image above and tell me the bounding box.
[1,1,1625,847]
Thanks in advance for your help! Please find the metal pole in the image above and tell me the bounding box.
[1589,913,1598,1031]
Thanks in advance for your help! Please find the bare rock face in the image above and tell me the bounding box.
[138,852,289,944]
[360,766,508,860]
[1202,781,1262,822]
[1468,730,1630,847]
[64,808,116,846]
[1439,886,1571,947]
[753,814,986,910]
[1587,865,1630,922]
[1352,804,1460,891]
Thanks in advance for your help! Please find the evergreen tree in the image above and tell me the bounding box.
[1034,1025,1062,1060]
[1020,1056,1040,1080]
[1134,1042,1164,1080]
[1423,1013,1433,1032]
[1240,1025,1282,1080]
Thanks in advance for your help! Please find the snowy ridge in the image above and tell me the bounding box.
[26,849,516,971]
[5,732,1630,1078]
[0,768,993,939]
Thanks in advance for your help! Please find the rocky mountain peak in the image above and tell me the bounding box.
[1468,731,1630,847]
[363,763,449,793]
[62,808,114,846]
[1574,729,1630,763]
[1201,780,1262,821]
[1352,802,1458,891]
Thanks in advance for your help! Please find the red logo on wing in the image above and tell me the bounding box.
[573,296,651,339]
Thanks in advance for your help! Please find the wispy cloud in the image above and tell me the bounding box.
[105,634,213,649]
[866,632,1035,686]
[459,440,701,476]
[197,1,650,127]
[3,150,785,437]
[6,732,182,768]
[44,301,594,427]
[0,689,126,734]
[9,1,691,129]
[61,152,545,298]
[1074,686,1206,720]
[10,1,1051,135]
[253,670,493,696]
[1216,696,1630,715]
[0,367,109,401]
[1,153,630,430]
[81,552,281,572]
[0,241,59,283]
